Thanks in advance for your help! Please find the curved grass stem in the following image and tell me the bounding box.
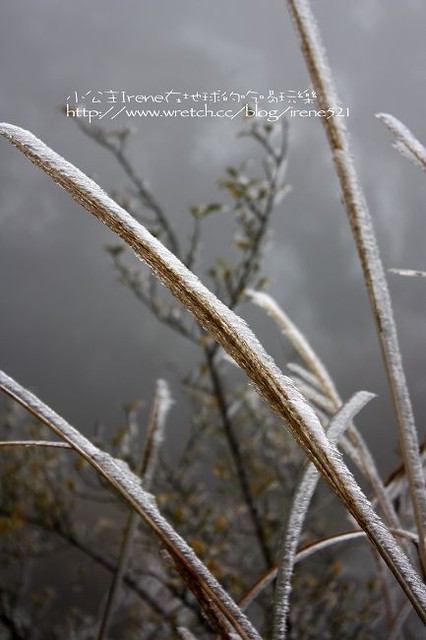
[1,123,426,625]
[286,0,426,576]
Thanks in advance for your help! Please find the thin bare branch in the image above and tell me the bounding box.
[388,599,414,640]
[205,344,273,568]
[73,120,181,255]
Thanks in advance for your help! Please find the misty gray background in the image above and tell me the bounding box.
[1,0,426,475]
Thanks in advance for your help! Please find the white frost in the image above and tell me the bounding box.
[2,122,426,625]
[377,113,426,173]
[273,391,376,640]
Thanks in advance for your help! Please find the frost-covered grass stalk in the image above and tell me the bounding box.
[247,288,405,624]
[379,114,426,283]
[0,370,260,640]
[240,294,414,626]
[1,124,426,624]
[247,290,338,402]
[377,113,426,173]
[389,269,426,279]
[0,440,71,449]
[238,529,419,614]
[286,0,426,575]
[140,378,173,490]
[96,379,173,640]
[248,291,402,536]
[272,391,375,639]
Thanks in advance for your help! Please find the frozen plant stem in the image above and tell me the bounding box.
[96,380,173,640]
[1,124,426,624]
[239,527,419,613]
[286,0,426,575]
[0,440,71,449]
[376,113,426,173]
[248,290,403,539]
[140,379,173,489]
[0,370,259,640]
[273,391,375,639]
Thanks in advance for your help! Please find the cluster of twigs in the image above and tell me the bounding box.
[1,1,426,637]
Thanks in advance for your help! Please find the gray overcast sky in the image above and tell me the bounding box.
[1,1,426,472]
